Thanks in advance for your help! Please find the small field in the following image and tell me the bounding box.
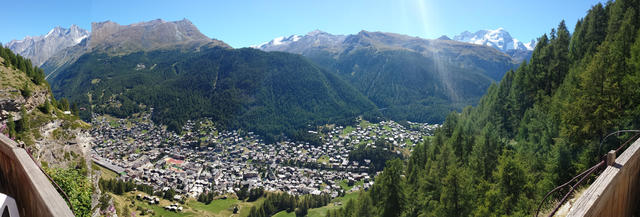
[307,192,360,217]
[317,155,330,164]
[273,210,296,217]
[270,191,360,217]
[341,126,355,136]
[93,162,119,180]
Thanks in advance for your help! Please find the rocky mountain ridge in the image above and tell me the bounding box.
[253,29,517,123]
[88,18,228,52]
[41,18,230,79]
[6,25,89,66]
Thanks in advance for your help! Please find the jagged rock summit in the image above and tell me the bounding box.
[5,25,89,66]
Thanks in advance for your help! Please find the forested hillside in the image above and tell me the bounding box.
[50,47,378,142]
[329,0,640,216]
[259,30,518,123]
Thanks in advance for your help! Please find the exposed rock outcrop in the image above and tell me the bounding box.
[0,89,49,119]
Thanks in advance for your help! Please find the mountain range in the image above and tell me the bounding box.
[35,19,375,141]
[5,25,89,66]
[5,19,526,138]
[39,19,229,80]
[255,29,518,123]
[255,28,536,62]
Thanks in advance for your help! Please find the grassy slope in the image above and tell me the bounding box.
[107,191,266,217]
[307,192,360,217]
[0,57,46,92]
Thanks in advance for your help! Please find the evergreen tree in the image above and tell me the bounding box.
[438,165,470,217]
[59,98,70,111]
[495,152,526,215]
[21,83,32,98]
[356,192,373,217]
[6,114,16,139]
[71,102,79,116]
[377,159,405,217]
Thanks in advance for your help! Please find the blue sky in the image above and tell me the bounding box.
[1,0,606,48]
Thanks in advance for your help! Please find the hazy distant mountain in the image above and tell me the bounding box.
[437,35,452,40]
[6,25,89,66]
[253,30,347,53]
[255,30,517,123]
[41,19,229,79]
[453,28,536,62]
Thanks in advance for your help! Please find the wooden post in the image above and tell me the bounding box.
[607,150,616,166]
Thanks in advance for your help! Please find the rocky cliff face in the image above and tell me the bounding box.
[89,18,228,52]
[0,89,48,119]
[6,25,89,66]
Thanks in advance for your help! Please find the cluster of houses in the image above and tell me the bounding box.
[137,194,160,204]
[91,114,438,200]
[163,204,183,212]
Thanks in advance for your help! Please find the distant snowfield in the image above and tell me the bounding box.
[453,27,536,53]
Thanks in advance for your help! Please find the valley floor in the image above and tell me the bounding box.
[91,113,438,216]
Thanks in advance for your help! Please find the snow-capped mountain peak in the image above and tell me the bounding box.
[524,39,537,50]
[6,25,90,66]
[45,27,58,38]
[252,30,347,53]
[252,34,302,48]
[452,28,537,62]
[453,28,535,52]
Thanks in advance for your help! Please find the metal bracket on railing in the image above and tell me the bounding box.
[0,193,20,217]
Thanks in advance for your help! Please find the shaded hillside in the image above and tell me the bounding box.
[50,47,378,141]
[258,30,518,123]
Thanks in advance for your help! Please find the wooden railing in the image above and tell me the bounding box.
[0,134,74,217]
[565,137,640,217]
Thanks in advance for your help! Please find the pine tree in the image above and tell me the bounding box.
[72,102,79,116]
[469,123,501,181]
[378,159,405,217]
[356,192,373,217]
[21,82,31,98]
[549,20,571,93]
[438,165,470,217]
[495,152,526,215]
[6,114,16,139]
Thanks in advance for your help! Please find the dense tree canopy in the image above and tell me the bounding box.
[331,0,640,216]
[50,47,379,142]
